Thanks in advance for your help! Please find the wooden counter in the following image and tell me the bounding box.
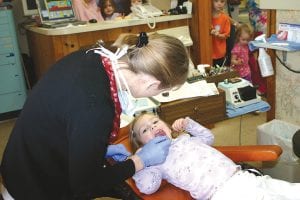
[26,15,193,79]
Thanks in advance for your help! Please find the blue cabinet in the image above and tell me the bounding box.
[0,9,27,114]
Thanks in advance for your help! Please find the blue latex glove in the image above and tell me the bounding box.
[105,144,131,162]
[136,136,171,167]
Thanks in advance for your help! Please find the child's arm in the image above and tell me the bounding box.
[132,167,162,195]
[172,117,214,145]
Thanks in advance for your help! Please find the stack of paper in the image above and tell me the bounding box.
[153,80,219,103]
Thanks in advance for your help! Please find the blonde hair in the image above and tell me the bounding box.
[129,113,145,153]
[234,23,253,44]
[113,33,189,90]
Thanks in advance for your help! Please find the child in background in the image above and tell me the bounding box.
[230,23,253,82]
[100,0,121,20]
[131,0,142,6]
[73,0,104,21]
[211,0,231,67]
[130,112,300,200]
[247,0,267,95]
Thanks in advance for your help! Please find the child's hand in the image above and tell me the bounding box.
[172,118,188,132]
[237,58,244,65]
[211,29,218,36]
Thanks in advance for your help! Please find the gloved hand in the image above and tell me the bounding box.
[136,136,171,168]
[105,144,131,162]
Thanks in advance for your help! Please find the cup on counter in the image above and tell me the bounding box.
[197,64,210,75]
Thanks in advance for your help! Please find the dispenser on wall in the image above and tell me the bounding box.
[255,34,274,77]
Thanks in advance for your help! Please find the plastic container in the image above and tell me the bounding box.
[257,119,300,182]
[258,48,274,77]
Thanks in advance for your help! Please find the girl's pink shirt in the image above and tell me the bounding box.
[231,43,251,78]
[73,0,104,21]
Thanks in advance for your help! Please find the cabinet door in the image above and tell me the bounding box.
[61,35,80,56]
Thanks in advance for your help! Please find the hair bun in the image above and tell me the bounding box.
[136,32,148,48]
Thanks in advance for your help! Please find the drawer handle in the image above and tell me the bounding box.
[6,53,14,57]
[194,107,203,114]
[64,43,75,48]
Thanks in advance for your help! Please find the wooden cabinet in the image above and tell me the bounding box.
[26,17,191,79]
[157,90,226,126]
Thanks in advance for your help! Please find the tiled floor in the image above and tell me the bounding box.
[0,112,266,199]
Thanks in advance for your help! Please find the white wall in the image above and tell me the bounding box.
[275,10,300,125]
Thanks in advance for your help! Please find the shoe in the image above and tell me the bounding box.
[112,181,142,200]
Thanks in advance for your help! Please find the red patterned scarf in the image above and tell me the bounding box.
[101,56,122,144]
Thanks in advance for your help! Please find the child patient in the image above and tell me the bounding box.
[130,112,300,200]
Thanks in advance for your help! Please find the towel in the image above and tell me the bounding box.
[226,101,271,118]
[249,34,300,52]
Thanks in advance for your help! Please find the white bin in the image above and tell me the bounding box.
[257,119,300,182]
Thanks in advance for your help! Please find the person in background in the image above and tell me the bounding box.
[211,0,231,67]
[100,0,122,20]
[0,32,190,199]
[246,0,267,95]
[230,23,253,82]
[131,0,143,6]
[73,0,104,21]
[130,112,300,200]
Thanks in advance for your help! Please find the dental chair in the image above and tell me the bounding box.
[114,125,283,200]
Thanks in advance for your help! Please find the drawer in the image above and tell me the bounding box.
[0,52,16,65]
[0,24,10,37]
[0,11,8,25]
[0,36,12,46]
[0,63,20,94]
[0,92,27,113]
[158,90,226,125]
[0,37,13,54]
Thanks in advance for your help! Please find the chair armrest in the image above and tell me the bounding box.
[214,145,282,162]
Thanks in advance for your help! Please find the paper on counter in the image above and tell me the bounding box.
[153,80,219,103]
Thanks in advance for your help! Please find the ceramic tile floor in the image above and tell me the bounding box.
[0,112,266,200]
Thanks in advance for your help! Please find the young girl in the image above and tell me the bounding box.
[100,0,122,20]
[130,112,300,200]
[230,23,253,82]
[73,0,104,21]
[211,0,231,67]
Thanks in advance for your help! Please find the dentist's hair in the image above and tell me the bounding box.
[113,33,190,90]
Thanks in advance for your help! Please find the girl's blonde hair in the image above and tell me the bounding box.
[113,33,190,90]
[234,23,253,44]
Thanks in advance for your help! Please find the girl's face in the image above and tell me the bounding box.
[133,114,172,145]
[239,30,251,46]
[213,0,226,12]
[104,1,114,15]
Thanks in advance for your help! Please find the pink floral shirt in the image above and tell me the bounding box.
[231,43,251,78]
[133,118,239,200]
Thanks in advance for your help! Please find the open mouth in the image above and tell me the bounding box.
[154,129,166,137]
